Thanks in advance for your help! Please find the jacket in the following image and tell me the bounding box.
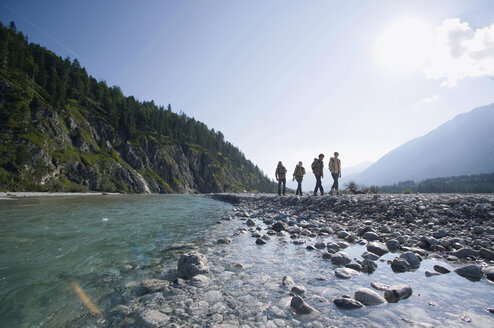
[293,165,306,180]
[329,157,341,174]
[312,159,324,176]
[276,165,287,180]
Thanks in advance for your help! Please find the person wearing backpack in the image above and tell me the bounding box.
[292,161,306,196]
[329,152,342,195]
[275,161,287,196]
[312,154,325,196]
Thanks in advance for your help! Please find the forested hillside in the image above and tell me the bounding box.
[0,22,275,193]
[378,172,494,193]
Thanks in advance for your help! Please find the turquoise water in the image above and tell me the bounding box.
[0,195,232,328]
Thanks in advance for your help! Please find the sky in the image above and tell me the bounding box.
[2,0,494,189]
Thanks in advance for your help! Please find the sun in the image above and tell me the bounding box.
[375,18,434,74]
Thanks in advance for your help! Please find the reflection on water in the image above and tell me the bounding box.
[0,195,232,328]
[198,214,494,328]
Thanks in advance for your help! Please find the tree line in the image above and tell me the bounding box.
[0,21,275,192]
[377,172,494,194]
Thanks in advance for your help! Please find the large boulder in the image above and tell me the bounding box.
[177,253,210,279]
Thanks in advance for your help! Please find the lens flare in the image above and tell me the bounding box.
[71,281,102,317]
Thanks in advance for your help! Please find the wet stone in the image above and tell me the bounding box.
[384,284,413,303]
[371,282,390,291]
[363,231,380,241]
[334,267,359,279]
[354,288,386,306]
[433,265,450,274]
[386,239,400,252]
[331,251,352,265]
[333,297,364,309]
[485,266,494,281]
[290,285,306,296]
[455,264,483,281]
[290,295,315,315]
[255,238,267,245]
[177,253,210,279]
[452,247,479,259]
[367,242,389,256]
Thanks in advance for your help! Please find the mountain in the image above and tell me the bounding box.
[355,103,494,186]
[0,22,275,193]
[339,161,373,186]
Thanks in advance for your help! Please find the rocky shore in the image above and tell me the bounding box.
[111,193,494,328]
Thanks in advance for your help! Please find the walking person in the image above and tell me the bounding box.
[329,152,342,195]
[292,161,306,196]
[275,161,287,196]
[312,154,325,195]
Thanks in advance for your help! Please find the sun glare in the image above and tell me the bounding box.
[375,18,434,74]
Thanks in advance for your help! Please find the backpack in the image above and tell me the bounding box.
[311,159,319,173]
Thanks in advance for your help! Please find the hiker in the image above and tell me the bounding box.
[312,154,325,195]
[329,152,342,195]
[275,161,287,195]
[292,161,306,196]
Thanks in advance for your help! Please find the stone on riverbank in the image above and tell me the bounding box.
[354,288,386,306]
[455,265,483,281]
[255,238,266,245]
[485,266,494,281]
[433,265,450,274]
[452,247,479,259]
[367,242,389,256]
[333,297,364,309]
[335,267,359,279]
[272,222,287,232]
[290,296,315,314]
[331,251,352,265]
[177,253,210,279]
[384,284,413,303]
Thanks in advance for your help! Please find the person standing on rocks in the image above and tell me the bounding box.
[312,154,325,195]
[329,152,341,195]
[292,161,306,196]
[275,161,287,196]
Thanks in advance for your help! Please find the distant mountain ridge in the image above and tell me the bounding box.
[0,22,275,193]
[355,103,494,186]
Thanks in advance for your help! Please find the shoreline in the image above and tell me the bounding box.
[0,191,122,199]
[108,192,494,327]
